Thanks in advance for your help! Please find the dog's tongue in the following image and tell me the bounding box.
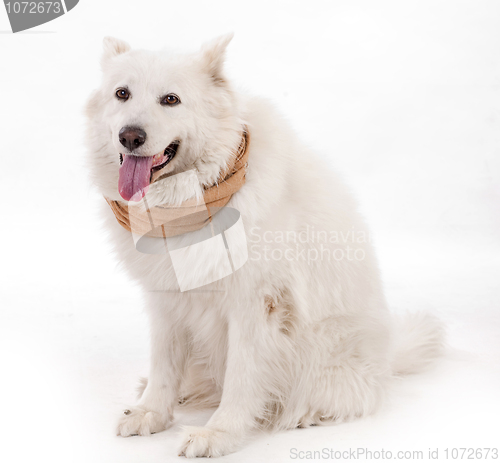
[118,155,153,202]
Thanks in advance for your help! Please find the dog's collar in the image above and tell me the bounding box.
[105,127,249,239]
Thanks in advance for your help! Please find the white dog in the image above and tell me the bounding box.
[85,34,443,458]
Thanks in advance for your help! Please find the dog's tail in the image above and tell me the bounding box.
[391,311,444,376]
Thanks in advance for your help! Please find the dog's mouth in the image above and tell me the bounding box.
[150,142,179,173]
[118,141,180,202]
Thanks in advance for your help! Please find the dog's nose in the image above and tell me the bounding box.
[119,126,147,152]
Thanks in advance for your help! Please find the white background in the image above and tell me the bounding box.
[0,1,499,462]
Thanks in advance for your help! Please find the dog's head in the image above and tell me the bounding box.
[85,34,244,204]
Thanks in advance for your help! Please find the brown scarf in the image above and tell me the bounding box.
[105,128,249,239]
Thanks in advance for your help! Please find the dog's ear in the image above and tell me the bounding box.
[199,33,234,85]
[101,37,131,67]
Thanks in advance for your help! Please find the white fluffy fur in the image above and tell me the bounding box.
[85,35,444,458]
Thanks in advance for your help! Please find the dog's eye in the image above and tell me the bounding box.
[115,88,130,101]
[161,94,181,106]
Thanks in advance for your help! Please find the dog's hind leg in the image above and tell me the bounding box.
[280,314,391,429]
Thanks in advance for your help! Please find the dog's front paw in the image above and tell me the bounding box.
[178,426,238,458]
[117,407,169,437]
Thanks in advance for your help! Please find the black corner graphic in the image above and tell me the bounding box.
[3,1,79,33]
